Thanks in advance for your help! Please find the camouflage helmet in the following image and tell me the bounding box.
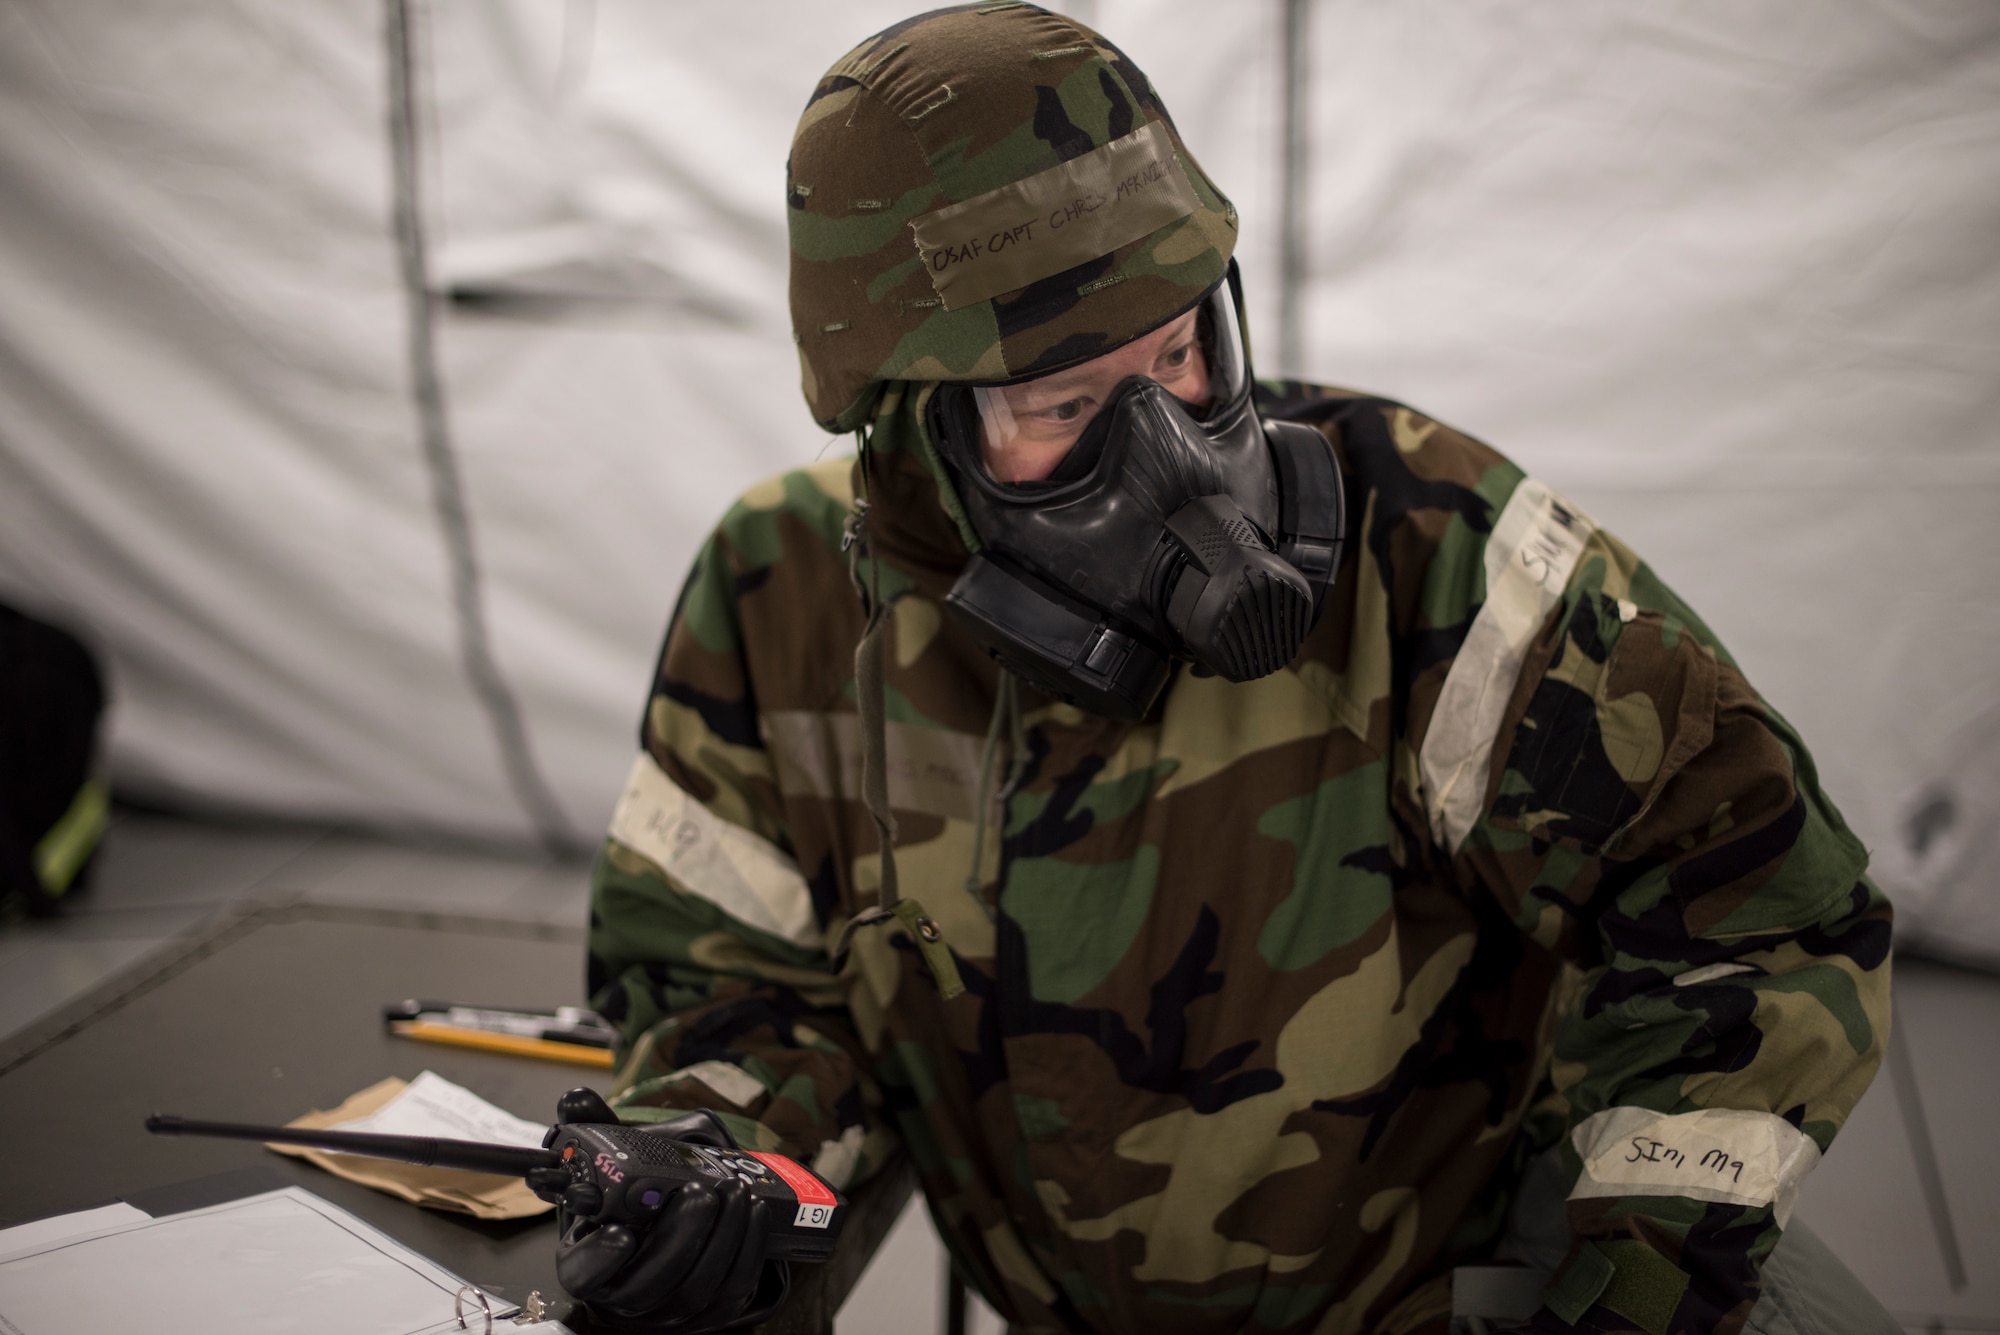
[787,3,1239,433]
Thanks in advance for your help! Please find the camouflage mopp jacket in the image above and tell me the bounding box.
[586,381,1890,1335]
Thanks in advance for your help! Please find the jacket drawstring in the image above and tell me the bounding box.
[828,429,965,1000]
[964,669,1028,922]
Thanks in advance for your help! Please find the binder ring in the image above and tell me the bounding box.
[455,1285,494,1334]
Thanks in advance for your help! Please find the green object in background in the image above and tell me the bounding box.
[1,601,110,917]
[34,775,109,898]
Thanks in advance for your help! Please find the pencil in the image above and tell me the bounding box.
[389,1019,615,1069]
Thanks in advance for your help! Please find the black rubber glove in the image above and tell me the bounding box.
[532,1089,790,1333]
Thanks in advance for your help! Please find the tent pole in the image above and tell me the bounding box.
[384,0,578,857]
[1278,0,1310,380]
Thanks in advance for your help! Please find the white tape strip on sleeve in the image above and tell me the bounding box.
[1419,477,1596,852]
[665,1059,769,1109]
[809,1124,867,1191]
[607,750,825,949]
[1568,1106,1822,1227]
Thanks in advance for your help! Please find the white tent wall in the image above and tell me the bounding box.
[0,2,1995,948]
[1279,1,2000,956]
[0,4,533,841]
[419,0,935,850]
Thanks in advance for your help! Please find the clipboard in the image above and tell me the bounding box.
[0,1186,538,1335]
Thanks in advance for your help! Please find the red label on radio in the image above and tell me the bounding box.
[750,1152,837,1208]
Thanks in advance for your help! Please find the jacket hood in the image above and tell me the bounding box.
[851,381,979,600]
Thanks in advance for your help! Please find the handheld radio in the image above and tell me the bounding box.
[145,1092,846,1261]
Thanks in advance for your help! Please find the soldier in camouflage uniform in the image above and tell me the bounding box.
[574,6,1896,1333]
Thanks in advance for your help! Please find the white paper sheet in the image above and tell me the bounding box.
[0,1203,149,1256]
[332,1070,547,1149]
[0,1187,509,1335]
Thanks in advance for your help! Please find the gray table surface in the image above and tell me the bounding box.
[0,900,910,1333]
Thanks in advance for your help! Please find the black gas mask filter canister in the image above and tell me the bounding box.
[931,268,1345,721]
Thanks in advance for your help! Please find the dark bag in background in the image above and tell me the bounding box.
[0,602,108,915]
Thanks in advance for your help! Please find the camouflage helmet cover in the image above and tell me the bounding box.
[788,3,1239,432]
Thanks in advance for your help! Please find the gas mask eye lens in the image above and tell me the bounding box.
[966,299,1232,487]
[971,385,1105,485]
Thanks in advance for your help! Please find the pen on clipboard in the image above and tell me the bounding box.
[383,1000,618,1069]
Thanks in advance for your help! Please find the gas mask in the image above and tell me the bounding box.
[931,268,1345,721]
